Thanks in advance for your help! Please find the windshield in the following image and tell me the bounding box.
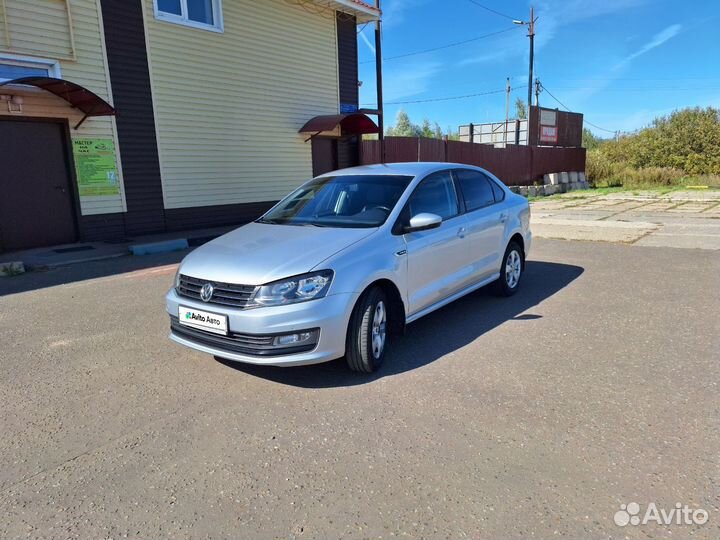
[258,175,413,228]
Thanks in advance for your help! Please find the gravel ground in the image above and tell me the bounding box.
[0,239,718,539]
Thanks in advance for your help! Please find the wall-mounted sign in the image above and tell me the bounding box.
[540,126,558,143]
[540,109,557,126]
[340,103,359,114]
[72,139,120,196]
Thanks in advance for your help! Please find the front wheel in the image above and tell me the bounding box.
[346,287,388,373]
[496,241,524,296]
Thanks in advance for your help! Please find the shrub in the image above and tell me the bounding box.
[586,107,720,186]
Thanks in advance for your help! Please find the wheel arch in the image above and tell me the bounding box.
[508,232,526,266]
[355,278,406,336]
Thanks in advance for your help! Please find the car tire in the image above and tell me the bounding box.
[496,241,524,297]
[346,287,388,373]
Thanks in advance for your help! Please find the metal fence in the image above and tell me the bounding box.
[360,137,586,186]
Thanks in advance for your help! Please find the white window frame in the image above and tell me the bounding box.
[153,0,224,33]
[0,53,62,83]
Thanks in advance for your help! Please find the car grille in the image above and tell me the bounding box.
[170,317,317,357]
[177,274,256,308]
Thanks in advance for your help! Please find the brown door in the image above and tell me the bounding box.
[311,138,338,177]
[0,120,77,252]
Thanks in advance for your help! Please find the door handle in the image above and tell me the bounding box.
[457,227,466,239]
[499,212,508,223]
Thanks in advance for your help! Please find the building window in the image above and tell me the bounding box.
[154,0,223,32]
[0,54,61,83]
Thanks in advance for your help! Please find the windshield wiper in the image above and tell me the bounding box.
[256,217,280,225]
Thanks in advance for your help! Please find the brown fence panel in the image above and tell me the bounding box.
[418,137,446,162]
[447,141,533,185]
[532,146,586,179]
[360,137,586,186]
[384,137,423,162]
[360,139,380,164]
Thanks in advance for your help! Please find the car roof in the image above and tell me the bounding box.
[319,162,482,178]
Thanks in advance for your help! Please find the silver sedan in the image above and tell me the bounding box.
[166,162,531,373]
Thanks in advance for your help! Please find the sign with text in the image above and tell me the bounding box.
[540,126,559,143]
[72,139,120,196]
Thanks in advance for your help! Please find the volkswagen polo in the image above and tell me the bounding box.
[166,162,531,373]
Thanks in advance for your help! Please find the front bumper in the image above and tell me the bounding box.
[165,288,359,366]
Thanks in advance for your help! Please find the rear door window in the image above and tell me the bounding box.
[455,169,496,211]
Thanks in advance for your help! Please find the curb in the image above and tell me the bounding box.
[129,238,189,256]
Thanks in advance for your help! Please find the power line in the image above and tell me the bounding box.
[374,86,528,106]
[540,83,618,134]
[360,26,521,64]
[466,0,520,21]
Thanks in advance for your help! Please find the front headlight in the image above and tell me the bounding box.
[174,268,181,290]
[248,270,334,307]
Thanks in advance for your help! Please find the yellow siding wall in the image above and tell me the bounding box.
[143,0,340,209]
[0,0,126,216]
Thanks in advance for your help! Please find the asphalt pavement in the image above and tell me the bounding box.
[0,239,718,539]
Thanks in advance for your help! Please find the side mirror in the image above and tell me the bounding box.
[404,212,442,233]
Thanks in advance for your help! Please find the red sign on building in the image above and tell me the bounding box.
[540,125,558,143]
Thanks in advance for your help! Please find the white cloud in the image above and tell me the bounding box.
[359,27,376,54]
[535,0,650,48]
[382,61,442,102]
[560,24,684,107]
[614,24,682,69]
[381,0,431,28]
[458,0,649,67]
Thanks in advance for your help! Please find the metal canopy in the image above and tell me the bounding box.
[0,76,116,129]
[299,113,379,140]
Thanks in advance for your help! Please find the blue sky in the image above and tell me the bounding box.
[357,0,720,136]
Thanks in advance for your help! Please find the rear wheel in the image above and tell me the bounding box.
[346,287,388,373]
[496,241,524,296]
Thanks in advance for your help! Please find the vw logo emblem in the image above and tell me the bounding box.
[200,282,214,302]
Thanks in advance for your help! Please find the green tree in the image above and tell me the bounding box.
[582,128,604,150]
[420,119,434,138]
[515,97,527,120]
[386,109,420,137]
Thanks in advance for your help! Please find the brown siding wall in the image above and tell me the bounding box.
[100,0,165,235]
[164,202,276,232]
[78,213,127,242]
[336,13,358,109]
[335,12,360,170]
[528,106,584,147]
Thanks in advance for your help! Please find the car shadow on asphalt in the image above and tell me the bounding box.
[215,260,584,387]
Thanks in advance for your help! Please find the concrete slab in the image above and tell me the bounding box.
[532,217,659,243]
[633,223,720,250]
[530,189,720,250]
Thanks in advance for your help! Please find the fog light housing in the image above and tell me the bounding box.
[272,330,319,347]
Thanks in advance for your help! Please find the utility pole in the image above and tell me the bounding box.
[504,77,511,146]
[514,7,537,113]
[527,6,535,112]
[374,0,385,163]
[534,78,541,107]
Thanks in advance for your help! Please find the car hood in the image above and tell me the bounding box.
[179,222,377,285]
